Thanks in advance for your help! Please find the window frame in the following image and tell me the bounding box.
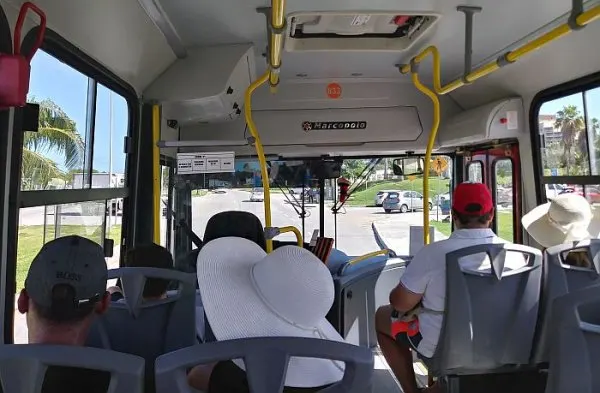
[530,70,600,205]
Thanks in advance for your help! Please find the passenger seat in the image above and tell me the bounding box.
[532,240,600,365]
[0,344,144,393]
[86,267,196,393]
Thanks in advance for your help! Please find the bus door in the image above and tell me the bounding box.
[462,143,522,243]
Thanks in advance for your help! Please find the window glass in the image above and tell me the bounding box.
[495,159,514,242]
[467,161,483,183]
[539,92,589,176]
[24,51,88,190]
[15,202,121,343]
[537,85,600,204]
[92,84,128,188]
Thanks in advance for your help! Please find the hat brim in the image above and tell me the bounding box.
[197,237,345,388]
[522,202,600,248]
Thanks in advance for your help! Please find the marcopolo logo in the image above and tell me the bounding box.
[302,121,367,132]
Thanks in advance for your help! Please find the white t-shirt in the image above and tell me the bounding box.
[399,228,528,357]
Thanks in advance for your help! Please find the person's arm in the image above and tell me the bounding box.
[389,251,430,313]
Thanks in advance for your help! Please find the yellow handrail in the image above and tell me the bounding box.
[348,249,391,266]
[278,226,303,247]
[399,5,600,94]
[152,105,161,244]
[244,71,273,252]
[411,72,440,246]
[269,0,285,91]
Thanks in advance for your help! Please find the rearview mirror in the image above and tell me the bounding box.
[392,157,424,176]
[309,159,342,179]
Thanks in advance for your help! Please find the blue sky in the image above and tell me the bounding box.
[28,50,128,173]
[540,88,600,123]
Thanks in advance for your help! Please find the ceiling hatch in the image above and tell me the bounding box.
[285,12,439,52]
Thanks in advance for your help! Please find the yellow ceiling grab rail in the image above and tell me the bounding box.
[399,4,600,94]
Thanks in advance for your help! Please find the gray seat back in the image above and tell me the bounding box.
[87,267,197,391]
[155,337,374,393]
[546,284,600,393]
[0,344,144,393]
[428,243,542,375]
[533,240,600,364]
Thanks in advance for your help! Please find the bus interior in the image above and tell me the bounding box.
[1,0,600,392]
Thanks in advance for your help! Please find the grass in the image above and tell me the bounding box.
[429,211,514,241]
[192,190,208,197]
[346,177,451,206]
[15,224,122,292]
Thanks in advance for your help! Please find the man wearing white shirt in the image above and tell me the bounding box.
[375,182,526,393]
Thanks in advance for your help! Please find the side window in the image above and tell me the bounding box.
[24,51,88,191]
[404,192,411,198]
[467,161,484,183]
[15,50,132,343]
[494,159,514,242]
[536,85,600,208]
[92,83,128,188]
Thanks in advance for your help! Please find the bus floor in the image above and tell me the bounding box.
[373,347,548,392]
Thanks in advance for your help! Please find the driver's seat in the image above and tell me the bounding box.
[185,211,267,342]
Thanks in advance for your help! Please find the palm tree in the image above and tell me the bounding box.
[22,99,85,190]
[555,105,585,175]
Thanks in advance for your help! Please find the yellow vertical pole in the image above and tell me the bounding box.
[152,105,161,244]
[411,73,440,245]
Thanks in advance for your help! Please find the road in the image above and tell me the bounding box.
[188,189,446,257]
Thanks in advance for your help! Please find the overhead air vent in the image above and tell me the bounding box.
[285,12,439,52]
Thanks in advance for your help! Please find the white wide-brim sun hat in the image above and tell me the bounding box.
[522,193,600,248]
[197,237,345,388]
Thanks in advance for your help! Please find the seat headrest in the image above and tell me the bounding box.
[204,211,266,251]
[109,267,196,318]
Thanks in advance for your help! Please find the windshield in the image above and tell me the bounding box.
[178,155,454,256]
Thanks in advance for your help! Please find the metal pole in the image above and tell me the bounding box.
[319,178,325,237]
[108,91,114,237]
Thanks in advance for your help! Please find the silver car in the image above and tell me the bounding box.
[383,191,433,213]
[374,190,397,206]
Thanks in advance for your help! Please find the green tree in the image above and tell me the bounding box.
[341,159,367,181]
[22,99,85,189]
[555,105,586,175]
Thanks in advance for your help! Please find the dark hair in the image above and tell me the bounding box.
[126,244,173,298]
[452,204,493,228]
[35,284,97,323]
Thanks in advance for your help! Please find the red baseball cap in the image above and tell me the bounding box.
[452,182,494,215]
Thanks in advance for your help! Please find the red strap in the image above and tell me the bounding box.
[14,2,46,60]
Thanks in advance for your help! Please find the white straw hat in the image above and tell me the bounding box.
[522,193,600,248]
[197,237,345,388]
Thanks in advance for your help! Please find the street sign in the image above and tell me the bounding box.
[176,152,235,174]
[432,157,448,175]
[551,168,558,176]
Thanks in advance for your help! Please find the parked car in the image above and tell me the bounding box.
[250,187,264,202]
[213,188,227,194]
[374,190,397,206]
[545,184,565,200]
[496,187,513,207]
[383,190,433,213]
[559,185,600,204]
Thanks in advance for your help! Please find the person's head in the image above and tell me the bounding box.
[17,236,109,345]
[451,182,495,230]
[125,243,173,300]
[522,193,600,248]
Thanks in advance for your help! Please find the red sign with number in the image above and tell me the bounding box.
[326,83,342,99]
